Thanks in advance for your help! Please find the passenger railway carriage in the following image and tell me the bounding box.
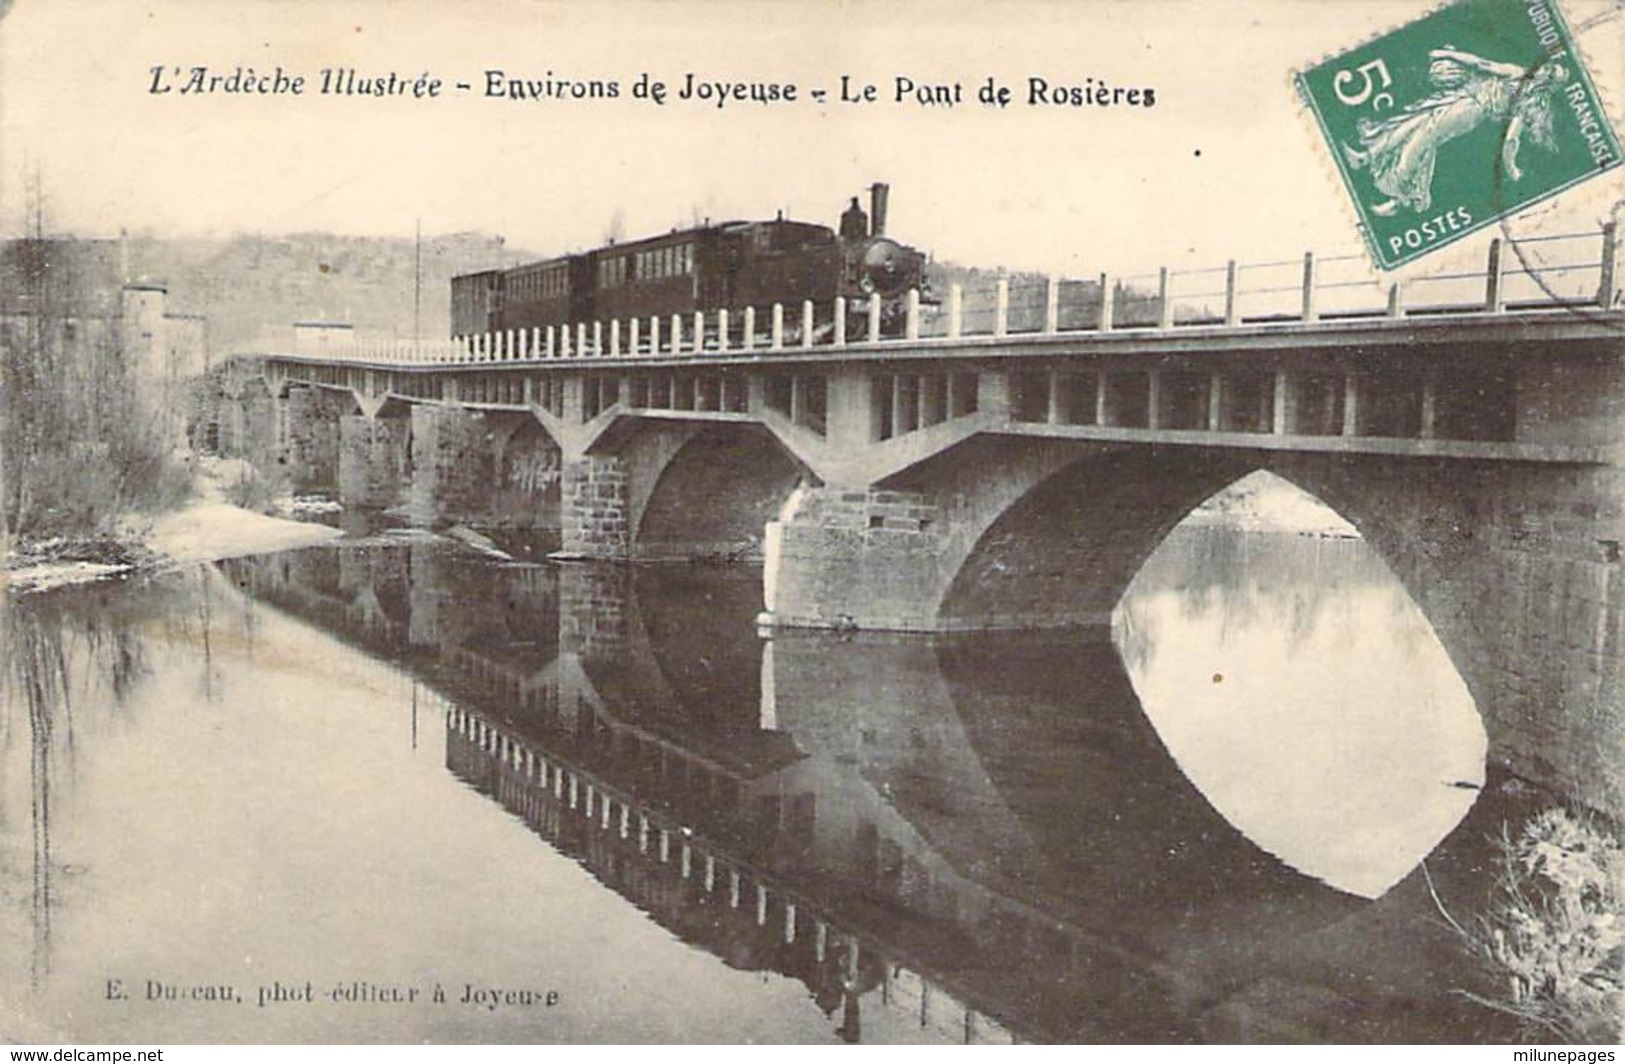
[450,184,928,342]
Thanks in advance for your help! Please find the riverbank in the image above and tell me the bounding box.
[3,456,341,593]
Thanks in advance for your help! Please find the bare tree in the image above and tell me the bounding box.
[1,176,190,551]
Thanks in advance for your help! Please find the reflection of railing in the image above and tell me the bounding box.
[445,705,1019,1045]
[225,547,1219,1042]
[282,226,1622,366]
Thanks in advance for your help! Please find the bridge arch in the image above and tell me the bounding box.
[491,416,562,530]
[630,422,808,562]
[929,443,1493,730]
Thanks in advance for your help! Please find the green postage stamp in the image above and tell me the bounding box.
[1297,0,1622,270]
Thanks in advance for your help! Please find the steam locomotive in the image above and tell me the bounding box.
[450,184,928,341]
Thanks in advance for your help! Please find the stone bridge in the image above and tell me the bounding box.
[210,228,1625,816]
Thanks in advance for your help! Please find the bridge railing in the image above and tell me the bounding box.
[284,225,1621,367]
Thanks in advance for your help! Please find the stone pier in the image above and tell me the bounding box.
[409,404,494,525]
[338,413,411,509]
[561,456,629,557]
[277,384,348,491]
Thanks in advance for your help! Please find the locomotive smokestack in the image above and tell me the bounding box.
[869,183,889,237]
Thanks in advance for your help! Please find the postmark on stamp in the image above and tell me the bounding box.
[1297,0,1622,270]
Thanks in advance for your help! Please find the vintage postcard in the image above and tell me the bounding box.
[2,0,1623,1050]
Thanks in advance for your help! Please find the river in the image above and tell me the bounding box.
[0,520,1523,1043]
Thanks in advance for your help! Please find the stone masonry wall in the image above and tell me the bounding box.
[409,404,493,525]
[765,487,942,629]
[218,383,276,470]
[279,385,345,491]
[561,456,630,557]
[338,413,410,510]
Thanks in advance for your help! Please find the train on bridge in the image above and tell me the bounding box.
[450,183,928,341]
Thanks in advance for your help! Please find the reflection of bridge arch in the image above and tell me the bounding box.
[225,541,1496,1041]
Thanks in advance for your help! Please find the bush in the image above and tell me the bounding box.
[1466,807,1624,1043]
[225,462,287,515]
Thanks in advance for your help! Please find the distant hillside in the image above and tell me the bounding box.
[925,262,1167,330]
[112,232,544,354]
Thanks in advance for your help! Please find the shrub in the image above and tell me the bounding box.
[1465,807,1624,1043]
[225,463,287,515]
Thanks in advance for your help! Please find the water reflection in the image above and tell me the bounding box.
[0,532,1509,1043]
[3,581,161,997]
[1117,528,1487,898]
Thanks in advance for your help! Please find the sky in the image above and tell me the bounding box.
[1,0,1622,280]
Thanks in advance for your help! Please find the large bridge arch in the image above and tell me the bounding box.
[934,447,1491,688]
[931,445,1495,733]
